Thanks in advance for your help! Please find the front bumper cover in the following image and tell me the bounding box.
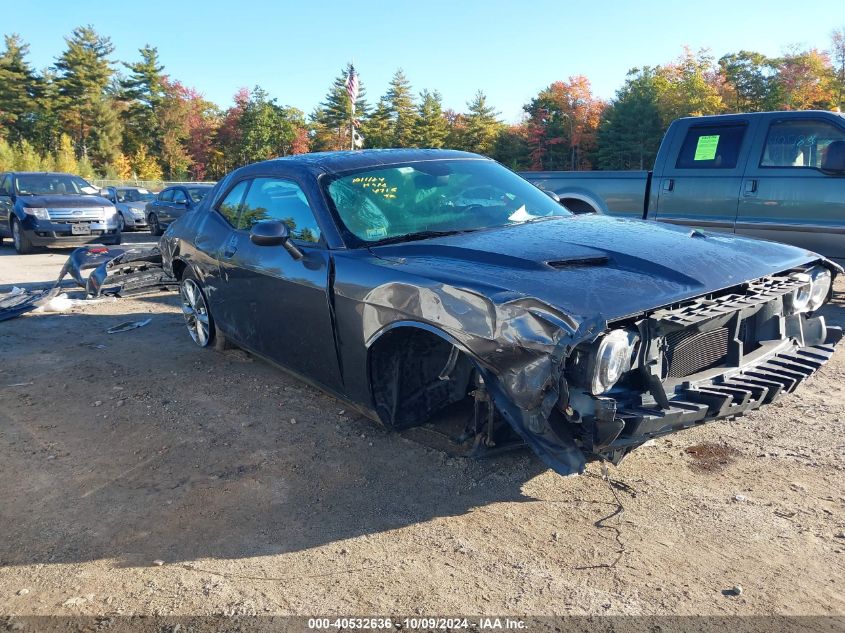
[592,325,842,460]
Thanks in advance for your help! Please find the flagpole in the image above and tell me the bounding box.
[347,63,358,151]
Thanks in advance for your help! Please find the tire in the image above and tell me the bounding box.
[108,232,122,246]
[117,212,126,232]
[179,269,229,351]
[149,213,164,236]
[11,218,34,254]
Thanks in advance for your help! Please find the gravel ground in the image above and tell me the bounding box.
[0,242,843,619]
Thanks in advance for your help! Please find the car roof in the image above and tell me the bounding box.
[7,171,80,176]
[249,148,488,176]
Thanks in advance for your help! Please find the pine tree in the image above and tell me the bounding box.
[361,99,393,148]
[0,34,40,143]
[384,69,417,147]
[413,90,448,148]
[462,90,502,155]
[314,63,369,150]
[30,68,62,155]
[53,26,115,158]
[120,45,166,156]
[597,69,663,170]
[88,95,123,167]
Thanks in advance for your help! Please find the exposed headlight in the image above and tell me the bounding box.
[788,268,832,314]
[22,207,49,220]
[104,206,118,218]
[790,273,813,313]
[808,267,832,311]
[590,328,639,394]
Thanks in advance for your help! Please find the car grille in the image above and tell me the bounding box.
[47,208,103,222]
[664,327,730,378]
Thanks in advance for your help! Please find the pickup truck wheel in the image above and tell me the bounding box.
[149,213,164,236]
[11,218,34,254]
[179,270,229,351]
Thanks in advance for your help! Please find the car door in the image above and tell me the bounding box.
[153,189,173,221]
[652,121,753,234]
[167,188,189,223]
[0,174,12,237]
[214,176,341,389]
[736,115,845,258]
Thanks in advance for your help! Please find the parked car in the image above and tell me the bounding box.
[146,184,214,236]
[0,171,121,254]
[102,186,156,231]
[521,110,845,259]
[160,149,841,476]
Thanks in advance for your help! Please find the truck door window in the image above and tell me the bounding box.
[760,119,845,169]
[675,124,747,169]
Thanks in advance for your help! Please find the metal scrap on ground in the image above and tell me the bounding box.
[0,244,176,322]
[106,318,152,334]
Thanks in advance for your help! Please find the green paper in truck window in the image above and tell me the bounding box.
[694,135,720,161]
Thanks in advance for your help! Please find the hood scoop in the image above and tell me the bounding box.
[546,255,609,269]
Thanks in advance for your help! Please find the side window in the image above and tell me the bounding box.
[761,119,845,169]
[216,180,250,226]
[675,124,747,169]
[172,189,187,204]
[159,189,173,203]
[238,177,321,243]
[0,175,10,196]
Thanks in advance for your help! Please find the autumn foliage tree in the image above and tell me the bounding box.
[524,75,604,170]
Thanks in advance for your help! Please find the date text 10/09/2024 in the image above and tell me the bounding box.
[307,617,527,630]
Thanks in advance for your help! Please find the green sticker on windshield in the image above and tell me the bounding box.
[694,135,719,161]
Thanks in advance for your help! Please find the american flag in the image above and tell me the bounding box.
[346,65,359,113]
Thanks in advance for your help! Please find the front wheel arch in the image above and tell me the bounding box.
[366,323,479,429]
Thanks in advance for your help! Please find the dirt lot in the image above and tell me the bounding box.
[0,243,844,618]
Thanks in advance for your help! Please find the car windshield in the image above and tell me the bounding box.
[116,188,155,203]
[325,159,570,245]
[187,187,211,203]
[15,174,98,196]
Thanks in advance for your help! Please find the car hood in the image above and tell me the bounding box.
[118,201,147,211]
[18,194,110,208]
[370,215,821,323]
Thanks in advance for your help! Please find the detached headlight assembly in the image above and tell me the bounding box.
[22,207,49,220]
[590,328,639,394]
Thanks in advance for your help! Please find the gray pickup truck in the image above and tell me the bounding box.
[521,110,845,259]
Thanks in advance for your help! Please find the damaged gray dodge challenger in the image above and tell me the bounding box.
[160,149,842,476]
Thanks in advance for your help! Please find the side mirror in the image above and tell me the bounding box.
[249,220,303,259]
[99,189,111,199]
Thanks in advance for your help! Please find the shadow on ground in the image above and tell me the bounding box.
[0,297,546,569]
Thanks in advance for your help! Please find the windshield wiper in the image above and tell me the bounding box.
[368,229,474,246]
